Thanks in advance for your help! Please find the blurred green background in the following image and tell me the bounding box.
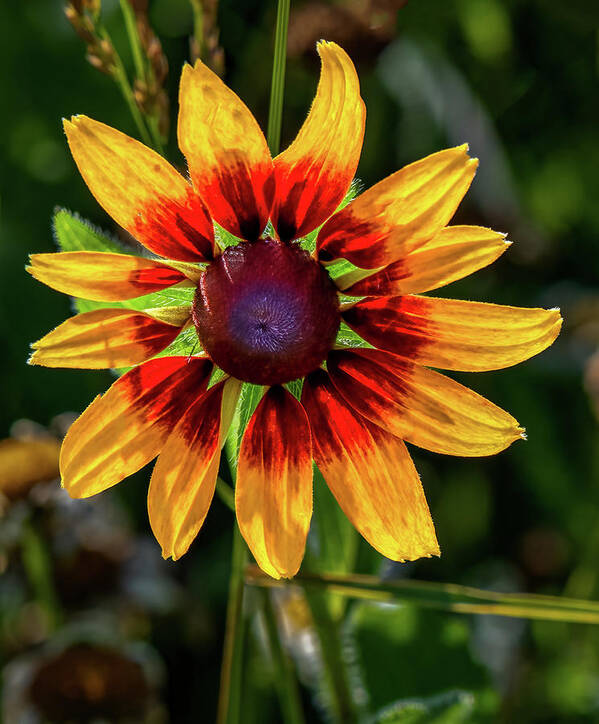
[1,0,599,721]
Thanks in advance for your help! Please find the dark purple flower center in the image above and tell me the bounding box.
[192,238,340,385]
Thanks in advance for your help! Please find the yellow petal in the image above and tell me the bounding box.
[271,41,366,241]
[178,61,273,240]
[29,308,183,369]
[301,370,439,562]
[60,357,212,498]
[148,381,226,560]
[339,226,510,296]
[27,251,189,302]
[236,386,313,579]
[343,295,563,371]
[64,116,214,261]
[318,146,478,268]
[328,349,524,456]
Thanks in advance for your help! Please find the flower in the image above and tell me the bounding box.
[28,41,562,579]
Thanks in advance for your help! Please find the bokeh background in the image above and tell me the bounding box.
[1,0,599,721]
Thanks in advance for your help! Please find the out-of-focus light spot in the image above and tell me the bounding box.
[9,117,70,184]
[527,158,585,233]
[458,0,513,63]
[150,0,193,38]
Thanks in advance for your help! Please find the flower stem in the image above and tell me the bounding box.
[99,27,155,150]
[115,2,166,155]
[217,520,248,724]
[216,476,235,512]
[21,519,63,632]
[266,0,291,155]
[304,588,357,723]
[118,0,146,80]
[260,589,306,724]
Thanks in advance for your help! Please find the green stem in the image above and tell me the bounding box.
[21,520,63,632]
[217,521,248,724]
[189,0,204,58]
[115,4,166,154]
[260,589,306,724]
[304,588,357,723]
[266,0,291,155]
[118,0,146,80]
[246,567,599,625]
[99,27,154,149]
[216,476,235,512]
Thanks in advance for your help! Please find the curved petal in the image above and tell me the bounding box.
[236,386,313,579]
[148,380,226,561]
[27,252,189,302]
[317,146,478,268]
[64,116,214,262]
[29,308,185,369]
[339,226,510,296]
[301,369,439,562]
[60,357,212,498]
[343,295,562,372]
[271,41,366,241]
[178,61,273,241]
[328,349,524,456]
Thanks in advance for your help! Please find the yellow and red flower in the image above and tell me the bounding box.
[28,42,562,578]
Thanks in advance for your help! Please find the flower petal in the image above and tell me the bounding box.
[339,226,510,296]
[317,146,478,268]
[27,252,190,302]
[301,369,439,562]
[343,295,562,371]
[236,386,313,579]
[60,357,212,498]
[328,349,524,456]
[64,116,214,262]
[29,308,185,369]
[271,41,366,241]
[178,61,273,241]
[148,381,226,561]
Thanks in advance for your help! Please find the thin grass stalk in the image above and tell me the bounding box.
[266,0,290,155]
[217,523,248,724]
[260,589,306,724]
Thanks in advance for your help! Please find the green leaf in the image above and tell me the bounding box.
[225,383,265,475]
[371,690,476,724]
[335,320,371,349]
[53,207,127,254]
